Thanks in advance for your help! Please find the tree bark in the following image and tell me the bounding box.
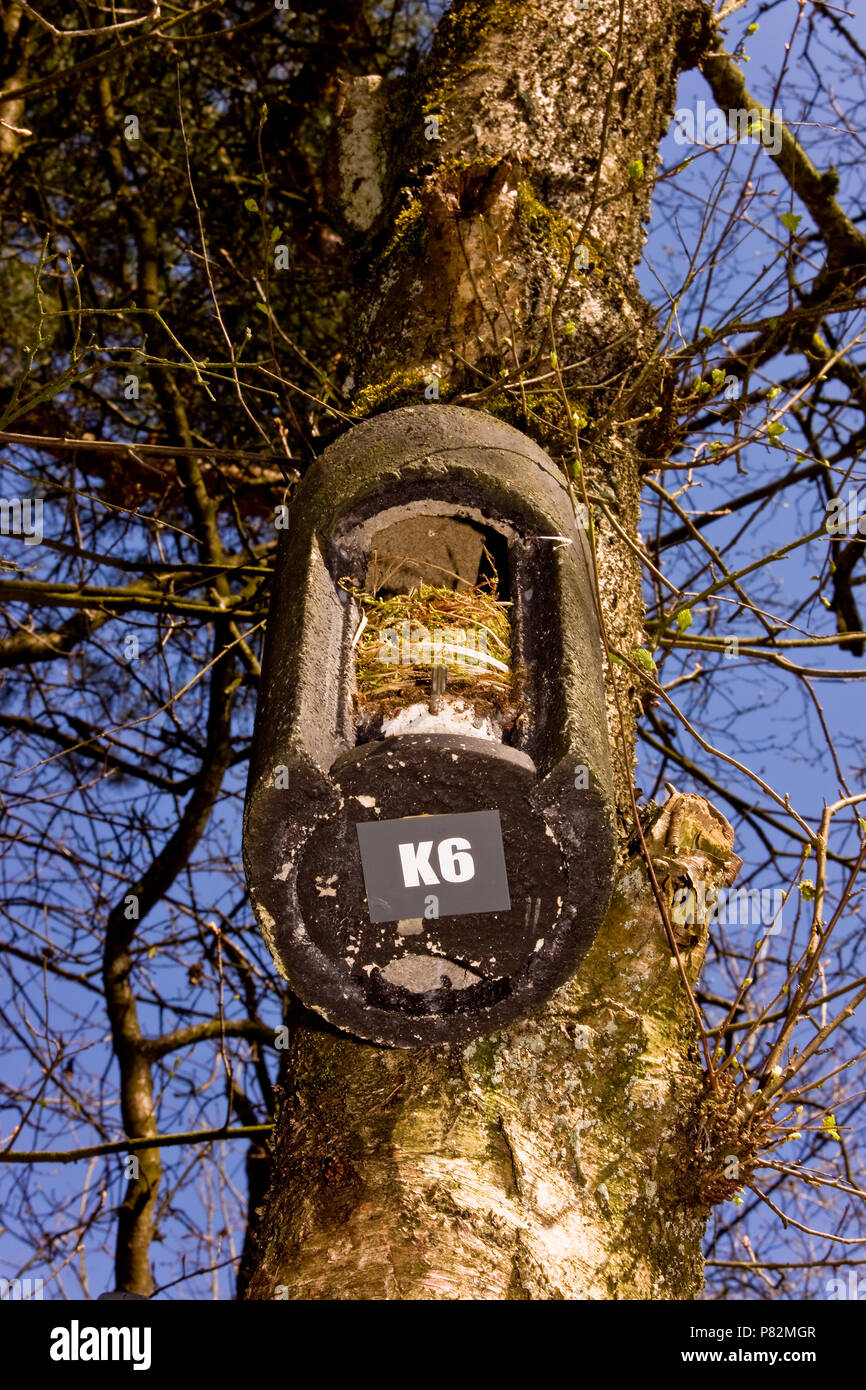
[245,0,729,1300]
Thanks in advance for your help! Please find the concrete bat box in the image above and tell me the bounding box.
[243,404,615,1046]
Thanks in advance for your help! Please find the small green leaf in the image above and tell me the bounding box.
[676,608,693,632]
[549,351,558,367]
[711,368,725,385]
[632,647,657,673]
[270,226,283,242]
[244,197,259,213]
[766,421,787,436]
[747,22,759,33]
[767,385,781,400]
[822,1115,842,1141]
[799,879,817,901]
[628,158,644,180]
[701,325,713,338]
[781,211,802,233]
[769,316,779,329]
[255,301,269,315]
[563,321,576,336]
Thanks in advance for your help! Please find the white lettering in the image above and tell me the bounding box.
[398,840,438,887]
[437,837,475,883]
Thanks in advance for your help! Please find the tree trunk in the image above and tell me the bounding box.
[245,0,733,1300]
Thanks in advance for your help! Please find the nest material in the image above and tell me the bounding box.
[682,1071,778,1206]
[343,576,519,724]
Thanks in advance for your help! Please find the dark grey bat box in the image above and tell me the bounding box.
[243,404,615,1047]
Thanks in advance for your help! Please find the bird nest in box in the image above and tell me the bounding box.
[341,575,521,740]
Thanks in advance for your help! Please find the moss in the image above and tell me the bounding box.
[483,388,573,454]
[296,1056,340,1099]
[431,0,534,75]
[421,64,490,124]
[421,0,534,120]
[462,1033,504,1090]
[516,181,574,263]
[437,154,503,193]
[350,368,427,419]
[588,1028,647,1121]
[379,198,425,264]
[516,182,614,283]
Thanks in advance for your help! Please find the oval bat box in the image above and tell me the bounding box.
[243,404,615,1046]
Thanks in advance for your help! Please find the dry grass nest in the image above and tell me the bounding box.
[340,574,520,722]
